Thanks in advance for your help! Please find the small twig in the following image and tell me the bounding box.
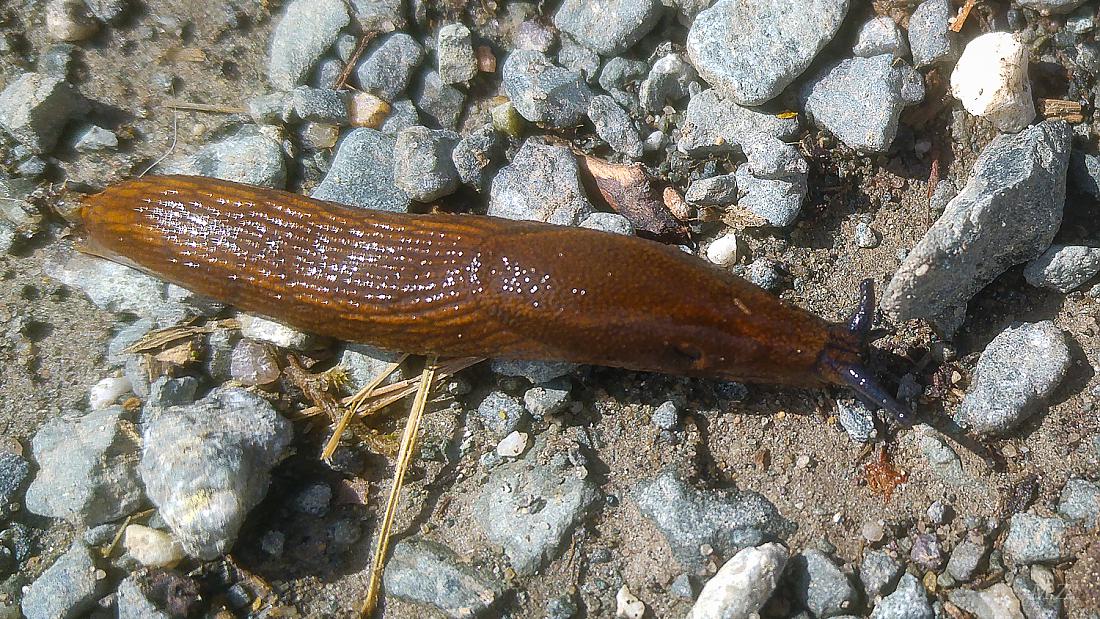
[321,353,409,461]
[139,107,179,178]
[950,0,979,33]
[164,100,249,114]
[334,32,377,91]
[361,354,440,617]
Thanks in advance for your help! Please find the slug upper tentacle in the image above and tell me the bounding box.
[80,175,913,424]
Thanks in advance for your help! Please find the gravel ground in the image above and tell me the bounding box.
[1,0,1099,618]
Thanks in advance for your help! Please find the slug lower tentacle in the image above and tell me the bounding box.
[79,175,912,424]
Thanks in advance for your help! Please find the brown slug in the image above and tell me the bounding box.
[79,175,912,424]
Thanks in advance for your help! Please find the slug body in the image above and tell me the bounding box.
[81,175,911,423]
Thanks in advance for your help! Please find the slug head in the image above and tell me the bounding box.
[818,280,914,426]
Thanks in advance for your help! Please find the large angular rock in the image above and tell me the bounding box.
[0,72,87,152]
[553,0,664,55]
[677,89,800,157]
[311,128,411,212]
[488,138,594,225]
[267,0,350,89]
[882,121,1072,321]
[686,0,850,105]
[384,537,506,617]
[502,50,592,128]
[21,541,108,619]
[163,126,286,189]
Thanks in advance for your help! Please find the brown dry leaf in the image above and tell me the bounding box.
[576,155,690,243]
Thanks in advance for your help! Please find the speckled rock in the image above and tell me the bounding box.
[163,126,287,188]
[947,584,1025,619]
[734,162,807,227]
[393,126,460,201]
[686,0,850,105]
[472,443,599,575]
[633,467,794,569]
[956,321,1070,436]
[860,549,904,599]
[436,22,477,84]
[312,128,411,211]
[588,94,643,157]
[553,0,664,56]
[0,72,87,153]
[1016,0,1090,14]
[354,33,425,102]
[882,121,1072,322]
[690,543,789,619]
[488,138,594,224]
[870,573,934,619]
[853,16,909,58]
[788,549,861,618]
[908,0,959,68]
[801,54,924,152]
[24,406,144,526]
[1003,513,1070,565]
[502,50,592,128]
[412,69,465,130]
[140,388,292,559]
[21,541,107,619]
[1023,244,1100,292]
[267,0,350,89]
[384,536,506,617]
[1058,478,1100,528]
[678,89,800,157]
[452,125,505,191]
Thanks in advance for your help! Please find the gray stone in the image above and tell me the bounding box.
[919,430,968,485]
[882,121,1072,321]
[84,0,127,23]
[293,483,332,516]
[523,379,572,419]
[745,136,808,179]
[20,541,107,619]
[488,138,594,225]
[633,467,794,569]
[546,592,580,618]
[553,0,664,56]
[1011,572,1063,619]
[72,124,118,151]
[39,42,77,78]
[745,259,783,291]
[956,321,1070,436]
[238,314,323,350]
[339,344,405,391]
[384,536,505,617]
[163,126,286,188]
[677,89,800,157]
[267,0,350,89]
[0,176,42,235]
[734,163,806,227]
[349,0,405,31]
[557,35,601,84]
[908,0,959,68]
[381,98,420,135]
[0,72,87,153]
[1058,478,1100,528]
[947,539,988,582]
[452,125,505,191]
[686,0,850,106]
[312,57,344,89]
[0,223,15,254]
[1003,513,1069,565]
[140,388,293,559]
[651,401,679,430]
[515,19,556,53]
[117,573,172,619]
[1016,0,1089,13]
[870,573,933,619]
[502,50,592,128]
[393,126,460,201]
[491,358,576,383]
[354,33,424,102]
[947,584,1025,619]
[147,376,199,408]
[837,399,877,443]
[599,57,649,93]
[1023,244,1100,293]
[312,128,411,211]
[789,549,860,618]
[639,53,697,112]
[411,69,465,130]
[24,407,143,525]
[0,451,30,515]
[472,444,599,575]
[853,16,909,58]
[285,86,348,124]
[1069,150,1100,198]
[246,91,289,125]
[588,95,642,158]
[927,500,952,525]
[580,212,634,235]
[860,549,904,599]
[801,54,923,152]
[437,23,477,84]
[476,391,527,438]
[686,173,738,206]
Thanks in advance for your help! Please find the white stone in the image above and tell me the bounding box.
[496,431,529,458]
[616,584,645,619]
[123,524,185,568]
[238,314,322,350]
[950,32,1035,133]
[89,376,132,409]
[706,232,743,267]
[691,542,789,619]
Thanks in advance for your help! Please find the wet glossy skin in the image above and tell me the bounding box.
[80,175,860,388]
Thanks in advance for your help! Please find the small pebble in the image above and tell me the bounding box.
[951,32,1035,133]
[615,584,645,619]
[436,23,477,84]
[122,524,184,568]
[496,431,529,457]
[651,401,679,430]
[705,232,743,267]
[88,376,132,409]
